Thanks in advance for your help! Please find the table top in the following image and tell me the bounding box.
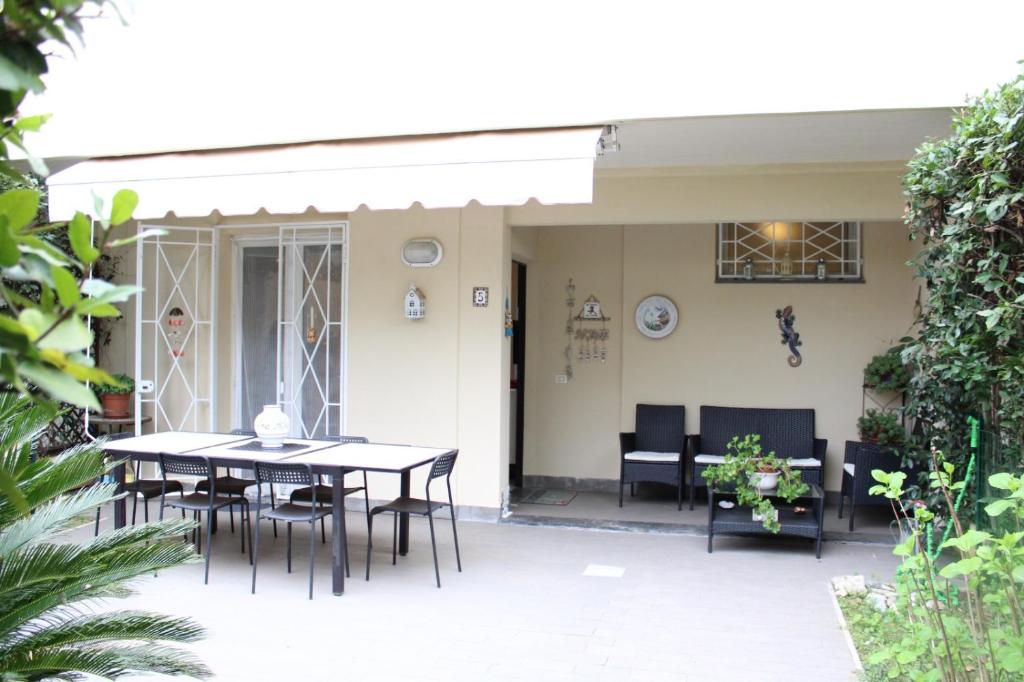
[100,432,455,473]
[101,431,251,454]
[284,443,453,473]
[711,483,823,501]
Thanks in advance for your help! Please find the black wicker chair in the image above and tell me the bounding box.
[289,435,369,552]
[251,461,333,599]
[838,440,912,531]
[367,451,461,588]
[618,404,687,510]
[688,406,827,510]
[194,428,259,535]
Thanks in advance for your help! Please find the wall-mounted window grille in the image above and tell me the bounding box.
[716,221,863,282]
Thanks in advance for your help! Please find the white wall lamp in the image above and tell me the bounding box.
[597,125,620,155]
[401,238,443,267]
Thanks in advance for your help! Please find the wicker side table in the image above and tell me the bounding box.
[707,483,825,558]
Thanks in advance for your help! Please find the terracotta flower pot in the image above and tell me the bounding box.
[100,393,131,418]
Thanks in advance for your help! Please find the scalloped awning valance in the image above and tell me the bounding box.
[46,127,603,221]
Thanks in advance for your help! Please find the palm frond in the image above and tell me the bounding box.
[0,641,211,680]
[0,537,200,637]
[0,483,122,557]
[1,611,205,655]
[0,445,117,526]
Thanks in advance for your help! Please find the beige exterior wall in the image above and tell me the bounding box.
[517,222,916,492]
[98,162,915,511]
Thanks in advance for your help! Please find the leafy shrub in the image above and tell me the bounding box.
[858,409,907,449]
[863,349,911,394]
[866,457,1024,680]
[903,68,1024,487]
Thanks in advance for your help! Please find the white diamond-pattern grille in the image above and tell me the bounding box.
[717,221,861,281]
[277,227,344,440]
[137,227,216,433]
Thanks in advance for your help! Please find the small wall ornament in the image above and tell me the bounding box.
[775,305,802,367]
[404,285,426,319]
[635,295,678,339]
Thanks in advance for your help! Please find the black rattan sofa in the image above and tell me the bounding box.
[688,405,826,509]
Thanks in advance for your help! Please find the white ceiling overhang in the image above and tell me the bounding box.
[45,127,603,221]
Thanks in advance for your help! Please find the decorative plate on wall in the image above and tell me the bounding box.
[635,295,678,339]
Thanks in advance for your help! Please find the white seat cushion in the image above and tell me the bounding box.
[843,463,855,477]
[624,451,680,463]
[695,454,820,467]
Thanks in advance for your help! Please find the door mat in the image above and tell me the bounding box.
[513,488,577,506]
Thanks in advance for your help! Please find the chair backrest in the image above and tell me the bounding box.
[698,405,815,459]
[634,404,686,453]
[428,451,458,482]
[159,453,211,478]
[230,428,257,437]
[254,461,316,487]
[325,435,369,444]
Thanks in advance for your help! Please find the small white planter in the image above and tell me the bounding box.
[254,404,290,448]
[752,508,779,523]
[749,470,780,491]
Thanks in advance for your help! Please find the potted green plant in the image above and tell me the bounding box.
[701,434,809,532]
[856,409,905,449]
[863,349,910,393]
[94,373,134,418]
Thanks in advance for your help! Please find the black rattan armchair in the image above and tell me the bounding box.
[251,461,332,599]
[158,453,252,584]
[618,404,687,510]
[367,451,461,588]
[838,440,913,531]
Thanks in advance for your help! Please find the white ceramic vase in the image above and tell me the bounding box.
[749,471,780,491]
[254,404,289,448]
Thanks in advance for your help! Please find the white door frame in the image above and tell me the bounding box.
[134,224,218,434]
[229,221,349,435]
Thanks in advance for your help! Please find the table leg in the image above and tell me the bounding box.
[113,461,127,529]
[706,489,714,554]
[331,469,346,595]
[815,495,825,559]
[399,470,410,556]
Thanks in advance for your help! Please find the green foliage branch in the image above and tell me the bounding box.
[902,69,1024,496]
[865,456,1024,681]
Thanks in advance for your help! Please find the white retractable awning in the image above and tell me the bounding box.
[45,127,603,221]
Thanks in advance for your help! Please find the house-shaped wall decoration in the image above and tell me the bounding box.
[405,286,426,320]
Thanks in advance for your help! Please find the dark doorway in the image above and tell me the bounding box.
[510,261,527,488]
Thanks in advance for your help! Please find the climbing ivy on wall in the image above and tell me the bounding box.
[902,68,1024,482]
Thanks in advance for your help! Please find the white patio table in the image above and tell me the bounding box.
[101,432,454,595]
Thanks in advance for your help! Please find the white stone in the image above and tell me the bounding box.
[831,574,867,597]
[866,591,889,611]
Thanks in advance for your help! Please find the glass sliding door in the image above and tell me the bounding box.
[238,245,280,429]
[234,224,346,438]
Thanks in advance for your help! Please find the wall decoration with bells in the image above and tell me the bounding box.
[166,307,187,358]
[574,292,611,364]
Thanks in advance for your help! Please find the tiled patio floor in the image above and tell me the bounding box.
[81,499,898,681]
